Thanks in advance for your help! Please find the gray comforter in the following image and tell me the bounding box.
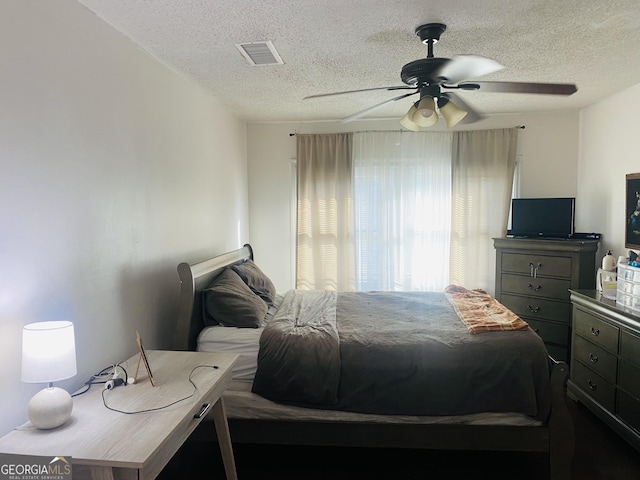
[251,290,551,421]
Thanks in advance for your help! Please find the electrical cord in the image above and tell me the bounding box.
[101,365,219,414]
[72,363,130,397]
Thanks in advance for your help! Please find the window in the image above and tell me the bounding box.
[352,131,452,291]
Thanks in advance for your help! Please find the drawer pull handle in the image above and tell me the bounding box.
[526,305,540,313]
[527,284,542,291]
[588,379,597,391]
[590,327,600,336]
[589,353,599,363]
[528,263,542,278]
[194,403,212,419]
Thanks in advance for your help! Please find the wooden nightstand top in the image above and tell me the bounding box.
[0,350,239,479]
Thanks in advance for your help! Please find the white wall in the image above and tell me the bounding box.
[577,82,640,262]
[247,111,580,291]
[0,1,248,435]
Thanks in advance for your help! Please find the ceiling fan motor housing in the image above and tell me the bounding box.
[401,58,449,86]
[402,23,449,87]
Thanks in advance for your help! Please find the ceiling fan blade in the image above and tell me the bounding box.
[436,55,504,84]
[459,81,578,95]
[304,85,415,100]
[340,91,419,123]
[442,92,484,124]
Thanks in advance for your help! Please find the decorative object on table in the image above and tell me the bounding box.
[134,330,155,386]
[21,321,77,429]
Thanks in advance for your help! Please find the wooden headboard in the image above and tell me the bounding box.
[172,244,254,351]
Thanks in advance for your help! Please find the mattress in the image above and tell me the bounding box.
[197,325,262,382]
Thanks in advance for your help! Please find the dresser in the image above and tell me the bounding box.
[493,237,599,361]
[568,290,640,452]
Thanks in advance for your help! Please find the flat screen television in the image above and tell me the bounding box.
[509,197,576,238]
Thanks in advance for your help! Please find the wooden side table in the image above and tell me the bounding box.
[0,350,239,480]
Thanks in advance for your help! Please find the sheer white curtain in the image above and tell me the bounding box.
[352,131,452,291]
[296,133,355,290]
[450,128,518,291]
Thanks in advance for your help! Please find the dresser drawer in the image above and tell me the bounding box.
[617,390,640,433]
[573,335,617,383]
[572,361,616,411]
[501,273,571,300]
[500,294,571,323]
[621,330,640,366]
[619,360,640,399]
[572,308,619,353]
[527,318,569,346]
[501,252,572,278]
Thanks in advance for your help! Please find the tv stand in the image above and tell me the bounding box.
[493,237,599,361]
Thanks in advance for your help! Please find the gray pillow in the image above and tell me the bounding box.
[204,268,267,328]
[231,259,276,305]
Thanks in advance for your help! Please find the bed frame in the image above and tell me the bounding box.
[172,244,575,480]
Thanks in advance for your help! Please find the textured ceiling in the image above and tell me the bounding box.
[76,0,640,124]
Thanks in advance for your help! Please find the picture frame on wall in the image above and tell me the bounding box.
[625,173,640,250]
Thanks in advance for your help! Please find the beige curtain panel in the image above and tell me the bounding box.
[449,127,519,289]
[296,133,355,290]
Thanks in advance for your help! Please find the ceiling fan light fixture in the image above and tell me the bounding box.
[411,97,438,127]
[438,97,468,128]
[400,104,421,131]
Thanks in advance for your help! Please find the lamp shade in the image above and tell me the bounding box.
[22,321,77,384]
[400,104,421,131]
[411,97,438,127]
[438,98,468,128]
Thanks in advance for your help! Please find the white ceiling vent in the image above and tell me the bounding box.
[235,41,284,66]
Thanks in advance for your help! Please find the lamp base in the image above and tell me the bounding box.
[27,386,73,429]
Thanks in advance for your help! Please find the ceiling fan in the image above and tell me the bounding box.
[304,23,578,130]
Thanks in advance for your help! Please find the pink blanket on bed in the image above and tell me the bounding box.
[444,284,529,334]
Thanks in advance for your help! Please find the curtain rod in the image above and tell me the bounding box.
[289,125,525,136]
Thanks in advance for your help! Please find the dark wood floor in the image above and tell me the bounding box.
[159,398,640,479]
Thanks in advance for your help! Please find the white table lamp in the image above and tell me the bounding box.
[22,321,77,429]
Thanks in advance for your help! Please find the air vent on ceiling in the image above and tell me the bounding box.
[235,41,284,66]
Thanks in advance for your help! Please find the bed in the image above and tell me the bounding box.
[172,244,574,480]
